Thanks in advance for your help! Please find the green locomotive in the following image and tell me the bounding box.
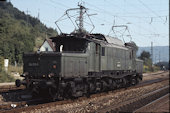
[16,33,143,100]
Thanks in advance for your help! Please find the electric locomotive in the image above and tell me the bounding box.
[15,4,143,100]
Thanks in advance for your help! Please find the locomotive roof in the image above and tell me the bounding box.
[88,33,124,45]
[50,33,137,50]
[135,58,144,62]
[105,36,124,46]
[89,34,128,49]
[90,34,138,50]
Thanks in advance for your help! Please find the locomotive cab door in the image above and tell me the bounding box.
[95,43,101,72]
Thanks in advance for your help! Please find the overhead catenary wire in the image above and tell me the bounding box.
[85,1,168,45]
[47,0,167,33]
[112,0,162,34]
[133,0,168,46]
[87,3,157,36]
[123,0,161,35]
[138,0,166,23]
[39,0,168,46]
[90,13,159,45]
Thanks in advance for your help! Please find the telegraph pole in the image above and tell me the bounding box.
[26,9,30,26]
[151,42,153,64]
[155,55,157,64]
[37,9,40,20]
[151,42,153,71]
[159,51,160,63]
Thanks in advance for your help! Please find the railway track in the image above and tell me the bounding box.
[0,85,25,93]
[97,85,169,112]
[134,93,169,112]
[143,70,166,76]
[0,74,168,113]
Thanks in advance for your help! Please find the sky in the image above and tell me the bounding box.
[10,0,169,47]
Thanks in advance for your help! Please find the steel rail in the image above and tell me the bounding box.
[133,93,169,112]
[97,86,169,112]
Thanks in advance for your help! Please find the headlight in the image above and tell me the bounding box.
[48,73,54,78]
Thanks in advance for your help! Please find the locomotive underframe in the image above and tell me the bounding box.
[21,69,142,100]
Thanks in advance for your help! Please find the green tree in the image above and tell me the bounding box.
[0,56,4,72]
[139,51,153,72]
[138,51,151,61]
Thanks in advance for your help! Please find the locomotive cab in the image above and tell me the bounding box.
[52,35,88,53]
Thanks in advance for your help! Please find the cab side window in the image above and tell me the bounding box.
[96,44,99,54]
[129,51,132,59]
[102,47,105,56]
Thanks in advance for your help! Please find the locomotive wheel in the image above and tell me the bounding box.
[49,87,58,101]
[136,77,140,84]
[112,80,116,90]
[84,84,90,98]
[67,87,74,99]
[85,92,90,98]
[131,78,136,85]
[108,79,112,90]
[122,78,127,87]
[31,87,39,98]
[101,80,107,92]
[64,84,74,99]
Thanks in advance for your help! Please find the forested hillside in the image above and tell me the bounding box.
[0,1,57,65]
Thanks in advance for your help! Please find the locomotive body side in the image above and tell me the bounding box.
[87,37,139,79]
[61,53,88,78]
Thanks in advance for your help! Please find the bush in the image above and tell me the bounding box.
[0,71,15,83]
[8,65,23,74]
[0,56,4,72]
